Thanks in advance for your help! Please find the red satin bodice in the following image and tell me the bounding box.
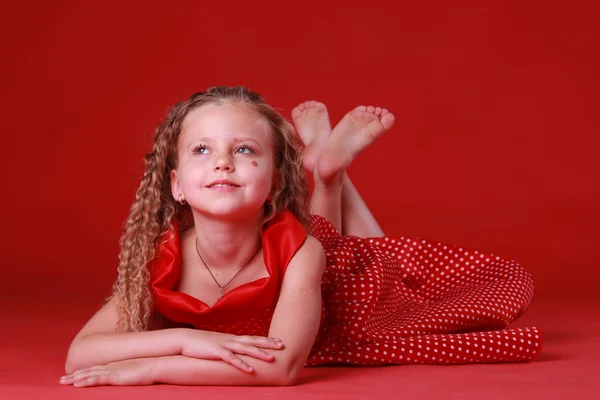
[150,209,307,334]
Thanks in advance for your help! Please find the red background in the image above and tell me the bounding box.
[1,0,598,306]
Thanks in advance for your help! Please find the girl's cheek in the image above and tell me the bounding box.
[251,161,258,167]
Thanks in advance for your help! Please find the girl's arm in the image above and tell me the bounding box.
[151,235,326,386]
[65,296,180,374]
[64,235,326,387]
[66,327,183,375]
[66,295,282,374]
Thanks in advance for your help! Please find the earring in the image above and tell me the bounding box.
[178,194,186,205]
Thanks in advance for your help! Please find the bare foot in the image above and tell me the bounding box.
[316,105,395,183]
[291,101,332,172]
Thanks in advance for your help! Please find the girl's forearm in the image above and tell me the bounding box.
[65,328,185,374]
[150,354,293,386]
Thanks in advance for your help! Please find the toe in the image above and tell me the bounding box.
[291,107,302,121]
[308,101,326,110]
[380,113,395,130]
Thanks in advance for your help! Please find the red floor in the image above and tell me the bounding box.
[1,289,598,399]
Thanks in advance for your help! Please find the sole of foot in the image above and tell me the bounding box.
[316,105,395,184]
[291,100,332,173]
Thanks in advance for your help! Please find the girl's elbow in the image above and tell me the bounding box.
[64,353,78,375]
[276,359,304,386]
[278,370,301,386]
[64,361,76,376]
[64,339,86,374]
[268,370,298,386]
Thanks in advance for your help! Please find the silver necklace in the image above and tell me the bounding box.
[195,238,262,301]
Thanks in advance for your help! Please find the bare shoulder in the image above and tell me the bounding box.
[299,235,325,258]
[286,235,326,281]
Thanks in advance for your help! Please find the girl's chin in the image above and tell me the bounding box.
[189,204,266,219]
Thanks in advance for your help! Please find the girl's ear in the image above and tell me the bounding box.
[170,169,183,203]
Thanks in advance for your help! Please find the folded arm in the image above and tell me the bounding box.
[65,328,183,374]
[152,235,326,386]
[65,298,282,374]
[64,235,326,387]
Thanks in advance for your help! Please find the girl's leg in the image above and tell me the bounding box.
[292,102,394,236]
[310,170,344,233]
[341,172,384,237]
[308,171,384,236]
[308,171,384,237]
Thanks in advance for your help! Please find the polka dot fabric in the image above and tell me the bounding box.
[306,214,542,365]
[151,209,542,367]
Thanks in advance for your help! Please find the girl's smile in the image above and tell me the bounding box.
[207,180,241,192]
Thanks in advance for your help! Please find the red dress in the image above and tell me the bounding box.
[151,210,542,365]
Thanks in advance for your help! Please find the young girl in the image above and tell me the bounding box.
[60,87,542,388]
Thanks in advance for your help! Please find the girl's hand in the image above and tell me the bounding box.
[181,330,284,373]
[59,359,156,387]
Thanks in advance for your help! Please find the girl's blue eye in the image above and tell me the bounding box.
[236,145,254,154]
[193,145,209,155]
[192,144,254,155]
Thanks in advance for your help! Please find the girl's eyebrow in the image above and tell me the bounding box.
[233,137,263,148]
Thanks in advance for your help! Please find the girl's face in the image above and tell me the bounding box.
[171,103,275,220]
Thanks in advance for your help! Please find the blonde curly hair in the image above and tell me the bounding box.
[107,86,310,332]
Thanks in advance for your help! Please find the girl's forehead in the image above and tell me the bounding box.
[181,103,271,142]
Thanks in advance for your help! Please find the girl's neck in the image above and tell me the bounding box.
[191,212,264,270]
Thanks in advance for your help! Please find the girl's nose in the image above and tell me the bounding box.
[212,154,234,172]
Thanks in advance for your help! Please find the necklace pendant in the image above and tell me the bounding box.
[217,288,225,301]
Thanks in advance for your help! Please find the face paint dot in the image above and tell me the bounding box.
[251,161,258,167]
